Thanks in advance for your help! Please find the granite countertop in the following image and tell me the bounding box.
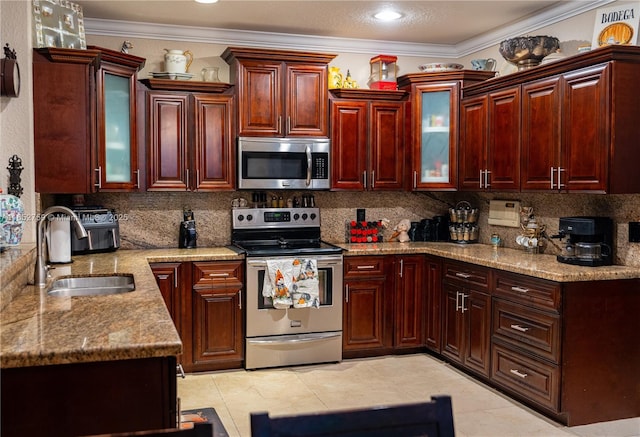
[2,242,637,370]
[0,247,243,369]
[335,242,640,282]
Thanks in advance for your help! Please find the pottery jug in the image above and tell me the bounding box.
[328,66,343,89]
[471,58,496,71]
[164,49,193,74]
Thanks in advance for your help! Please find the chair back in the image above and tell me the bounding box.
[250,395,454,437]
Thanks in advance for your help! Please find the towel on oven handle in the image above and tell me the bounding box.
[263,258,319,309]
[292,258,319,309]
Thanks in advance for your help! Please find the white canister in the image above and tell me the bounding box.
[164,49,193,74]
[47,216,72,263]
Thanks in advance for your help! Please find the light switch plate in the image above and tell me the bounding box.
[488,200,521,227]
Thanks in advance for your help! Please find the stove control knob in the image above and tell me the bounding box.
[310,213,317,220]
[302,213,308,220]
[237,214,245,221]
[246,214,253,222]
[293,213,300,221]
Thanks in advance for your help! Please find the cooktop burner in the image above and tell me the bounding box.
[231,207,342,257]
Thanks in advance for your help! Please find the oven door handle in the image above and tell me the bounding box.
[247,257,342,267]
[247,332,341,345]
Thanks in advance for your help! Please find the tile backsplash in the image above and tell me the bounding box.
[64,191,640,267]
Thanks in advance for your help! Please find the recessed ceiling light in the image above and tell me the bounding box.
[195,0,219,3]
[374,9,402,21]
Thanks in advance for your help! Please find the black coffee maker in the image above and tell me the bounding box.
[554,216,613,266]
[179,209,197,249]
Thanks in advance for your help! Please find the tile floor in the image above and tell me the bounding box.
[178,354,640,437]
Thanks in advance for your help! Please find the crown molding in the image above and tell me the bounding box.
[84,0,613,58]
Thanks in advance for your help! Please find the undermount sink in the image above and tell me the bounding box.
[47,274,135,297]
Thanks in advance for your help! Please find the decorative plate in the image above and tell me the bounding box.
[0,194,24,248]
[418,63,464,73]
[148,72,194,80]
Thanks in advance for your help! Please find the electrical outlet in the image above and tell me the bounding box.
[629,222,640,242]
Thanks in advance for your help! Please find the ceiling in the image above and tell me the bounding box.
[76,0,610,55]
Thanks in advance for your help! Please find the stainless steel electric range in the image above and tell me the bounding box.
[231,207,343,370]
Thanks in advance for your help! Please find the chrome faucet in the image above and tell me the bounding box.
[34,206,88,287]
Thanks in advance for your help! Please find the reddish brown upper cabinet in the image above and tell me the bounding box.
[459,86,521,191]
[142,80,235,191]
[398,71,495,191]
[222,47,335,137]
[463,45,640,194]
[33,46,145,193]
[330,89,407,190]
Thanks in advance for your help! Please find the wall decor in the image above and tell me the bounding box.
[0,44,20,97]
[32,0,86,49]
[591,2,640,48]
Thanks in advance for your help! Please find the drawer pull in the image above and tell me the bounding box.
[511,286,530,293]
[209,273,230,278]
[509,369,528,378]
[356,265,376,270]
[455,272,472,279]
[510,324,530,332]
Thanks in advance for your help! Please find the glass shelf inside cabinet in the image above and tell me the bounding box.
[421,90,451,183]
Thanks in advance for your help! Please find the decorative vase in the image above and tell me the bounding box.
[164,49,193,74]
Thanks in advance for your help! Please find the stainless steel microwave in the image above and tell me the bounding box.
[237,137,330,190]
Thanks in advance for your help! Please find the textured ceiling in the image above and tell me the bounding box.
[76,0,564,45]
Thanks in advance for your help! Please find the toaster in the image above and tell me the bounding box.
[71,207,121,254]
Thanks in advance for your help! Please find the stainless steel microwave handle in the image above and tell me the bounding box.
[306,145,312,187]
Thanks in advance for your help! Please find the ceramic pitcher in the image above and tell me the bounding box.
[164,49,193,74]
[471,58,496,71]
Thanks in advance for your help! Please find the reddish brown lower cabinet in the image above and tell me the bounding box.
[187,261,244,371]
[151,260,244,373]
[342,256,391,357]
[391,255,424,349]
[1,357,177,437]
[424,256,442,352]
[441,261,491,378]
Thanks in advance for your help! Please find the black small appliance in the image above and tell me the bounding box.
[179,209,197,249]
[71,207,120,254]
[410,216,450,242]
[554,216,613,267]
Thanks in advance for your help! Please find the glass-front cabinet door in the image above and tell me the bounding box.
[413,83,458,190]
[93,46,145,191]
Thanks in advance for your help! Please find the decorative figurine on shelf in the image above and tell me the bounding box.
[391,219,412,242]
[342,70,358,89]
[120,40,133,54]
[328,66,343,89]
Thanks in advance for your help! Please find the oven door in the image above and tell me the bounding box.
[245,254,343,337]
[238,137,330,190]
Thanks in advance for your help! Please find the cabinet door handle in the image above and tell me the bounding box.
[95,166,102,189]
[511,286,529,293]
[174,268,178,288]
[510,324,530,332]
[371,171,375,189]
[176,364,185,379]
[455,291,461,311]
[550,167,556,190]
[455,272,472,279]
[134,168,140,188]
[399,259,403,278]
[485,169,491,188]
[238,289,242,310]
[185,169,190,191]
[287,116,291,134]
[195,169,200,191]
[558,167,565,189]
[509,369,528,378]
[413,170,417,189]
[345,284,349,303]
[356,265,376,270]
[278,116,282,135]
[363,171,367,189]
[461,293,469,313]
[479,169,484,189]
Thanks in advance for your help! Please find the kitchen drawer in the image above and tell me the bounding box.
[443,261,489,290]
[492,343,560,412]
[493,298,560,363]
[344,256,386,278]
[192,261,243,289]
[493,271,560,312]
